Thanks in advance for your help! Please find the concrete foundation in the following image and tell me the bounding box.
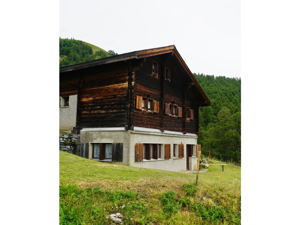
[80,127,199,172]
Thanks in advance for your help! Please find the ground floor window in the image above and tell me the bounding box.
[173,144,179,157]
[141,144,163,160]
[93,143,112,160]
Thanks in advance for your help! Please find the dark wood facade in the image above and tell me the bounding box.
[60,45,210,135]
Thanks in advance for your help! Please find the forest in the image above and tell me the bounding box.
[59,38,116,67]
[194,74,241,163]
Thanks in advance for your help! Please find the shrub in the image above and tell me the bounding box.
[182,183,197,196]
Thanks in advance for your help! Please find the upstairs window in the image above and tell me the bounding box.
[165,67,171,81]
[151,62,158,78]
[136,96,159,113]
[186,107,194,120]
[148,99,154,111]
[165,103,182,118]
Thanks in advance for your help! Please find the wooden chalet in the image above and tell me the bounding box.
[60,45,210,172]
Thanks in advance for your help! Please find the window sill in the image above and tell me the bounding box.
[60,106,69,108]
[142,158,164,162]
[142,109,154,113]
[169,115,178,118]
[173,157,184,160]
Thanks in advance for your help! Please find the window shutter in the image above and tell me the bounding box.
[112,143,123,162]
[179,144,184,158]
[165,144,170,159]
[190,109,194,120]
[165,103,170,115]
[154,100,159,113]
[84,143,89,159]
[197,144,201,157]
[135,143,143,162]
[100,143,105,160]
[178,107,182,117]
[145,144,151,160]
[136,96,143,110]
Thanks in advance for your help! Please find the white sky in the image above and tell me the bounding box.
[60,0,240,78]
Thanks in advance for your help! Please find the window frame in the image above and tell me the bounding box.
[152,61,158,78]
[92,143,112,160]
[60,96,69,107]
[141,143,164,161]
[165,66,171,82]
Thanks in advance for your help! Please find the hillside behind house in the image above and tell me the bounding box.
[59,38,115,67]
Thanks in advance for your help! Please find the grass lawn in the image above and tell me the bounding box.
[60,151,241,224]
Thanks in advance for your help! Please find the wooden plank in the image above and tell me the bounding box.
[179,144,184,158]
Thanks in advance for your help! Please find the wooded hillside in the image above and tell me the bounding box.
[194,74,241,163]
[59,38,115,67]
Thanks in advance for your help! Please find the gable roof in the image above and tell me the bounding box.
[60,45,210,106]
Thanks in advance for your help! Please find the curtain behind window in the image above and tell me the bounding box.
[105,144,112,158]
[94,144,100,158]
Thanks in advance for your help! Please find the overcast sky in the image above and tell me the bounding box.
[60,0,240,78]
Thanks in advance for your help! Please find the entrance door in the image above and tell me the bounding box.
[186,145,193,170]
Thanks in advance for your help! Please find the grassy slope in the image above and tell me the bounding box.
[60,151,241,224]
[82,41,110,56]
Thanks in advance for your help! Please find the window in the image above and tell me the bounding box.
[152,62,158,77]
[93,143,112,160]
[165,67,171,81]
[173,144,178,157]
[186,108,194,120]
[136,96,159,113]
[136,143,163,161]
[60,96,69,107]
[165,103,182,118]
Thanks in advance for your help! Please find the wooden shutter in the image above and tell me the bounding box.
[165,144,171,159]
[179,144,184,158]
[154,100,159,113]
[135,143,143,162]
[136,95,143,110]
[145,144,151,160]
[178,107,182,118]
[165,103,170,115]
[190,109,194,120]
[84,143,89,159]
[112,143,123,162]
[100,143,105,160]
[197,144,201,157]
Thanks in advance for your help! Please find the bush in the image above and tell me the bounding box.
[182,183,197,196]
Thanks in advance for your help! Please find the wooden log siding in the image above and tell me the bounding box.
[133,66,161,129]
[179,144,184,158]
[135,143,143,162]
[165,144,171,159]
[77,71,129,128]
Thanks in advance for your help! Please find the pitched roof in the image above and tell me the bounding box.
[60,45,210,106]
